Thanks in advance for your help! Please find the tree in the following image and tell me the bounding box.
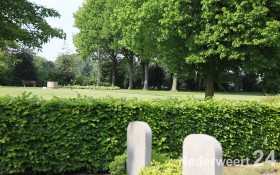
[145,0,280,98]
[0,50,15,85]
[11,49,37,85]
[74,0,123,87]
[34,56,56,86]
[0,0,65,49]
[54,53,84,85]
[115,0,164,90]
[183,0,280,98]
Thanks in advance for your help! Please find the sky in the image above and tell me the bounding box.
[31,0,84,61]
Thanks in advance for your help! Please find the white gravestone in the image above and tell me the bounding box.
[127,121,152,175]
[183,134,223,175]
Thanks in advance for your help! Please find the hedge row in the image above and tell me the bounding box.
[0,94,279,174]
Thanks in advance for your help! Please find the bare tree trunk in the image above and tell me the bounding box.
[205,58,215,99]
[143,61,149,90]
[97,48,101,86]
[128,55,133,89]
[233,66,239,93]
[111,52,117,87]
[141,62,145,89]
[111,60,117,87]
[171,74,178,92]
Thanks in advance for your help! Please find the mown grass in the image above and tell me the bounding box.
[224,163,280,175]
[0,86,272,101]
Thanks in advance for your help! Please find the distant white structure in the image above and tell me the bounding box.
[47,81,58,89]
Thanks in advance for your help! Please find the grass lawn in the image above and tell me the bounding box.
[224,163,280,175]
[0,86,271,101]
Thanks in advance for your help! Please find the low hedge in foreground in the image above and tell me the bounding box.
[0,94,279,174]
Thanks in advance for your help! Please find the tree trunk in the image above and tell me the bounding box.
[141,62,145,89]
[111,60,117,87]
[111,53,117,87]
[171,74,178,92]
[233,66,239,93]
[205,58,215,99]
[128,55,133,89]
[96,48,101,86]
[143,61,149,90]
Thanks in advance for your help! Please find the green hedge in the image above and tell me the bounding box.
[0,94,279,174]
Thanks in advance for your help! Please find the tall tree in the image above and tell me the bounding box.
[54,53,84,85]
[115,0,163,90]
[74,0,125,87]
[184,0,280,98]
[11,49,37,85]
[0,0,65,49]
[150,0,280,98]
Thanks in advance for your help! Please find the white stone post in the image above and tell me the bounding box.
[183,134,223,175]
[127,121,152,175]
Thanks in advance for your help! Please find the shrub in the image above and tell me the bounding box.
[140,159,182,175]
[109,151,170,175]
[109,153,127,175]
[0,94,279,174]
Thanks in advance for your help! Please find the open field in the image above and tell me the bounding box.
[0,86,271,101]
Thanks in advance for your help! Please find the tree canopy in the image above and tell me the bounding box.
[0,0,65,49]
[73,0,280,98]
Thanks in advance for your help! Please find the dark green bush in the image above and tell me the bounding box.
[0,94,279,174]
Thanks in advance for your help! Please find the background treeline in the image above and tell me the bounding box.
[0,48,279,93]
[1,0,280,97]
[71,0,280,97]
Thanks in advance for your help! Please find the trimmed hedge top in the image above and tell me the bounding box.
[0,93,279,174]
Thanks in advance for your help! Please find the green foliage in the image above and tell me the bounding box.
[0,50,15,85]
[73,0,121,58]
[108,150,170,175]
[54,53,84,85]
[0,0,65,49]
[140,159,182,175]
[34,56,56,87]
[152,150,171,164]
[261,95,280,105]
[11,50,37,85]
[0,95,279,174]
[109,153,127,175]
